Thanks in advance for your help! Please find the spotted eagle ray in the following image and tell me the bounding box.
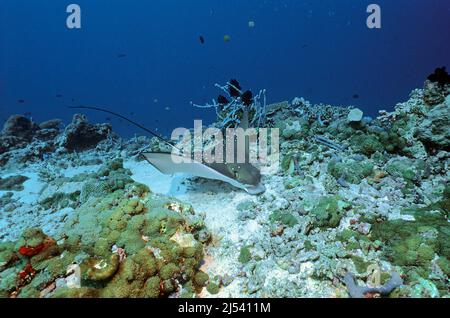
[69,106,266,195]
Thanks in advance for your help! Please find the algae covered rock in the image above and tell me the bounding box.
[328,159,373,184]
[277,118,309,139]
[309,196,349,229]
[385,158,425,192]
[415,102,450,151]
[350,134,384,156]
[238,246,252,264]
[2,115,38,140]
[269,210,298,227]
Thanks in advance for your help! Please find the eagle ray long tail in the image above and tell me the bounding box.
[68,105,181,152]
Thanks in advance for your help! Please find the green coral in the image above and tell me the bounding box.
[350,255,372,274]
[160,263,180,280]
[52,287,100,298]
[269,210,298,227]
[40,191,80,210]
[378,129,407,154]
[328,160,374,184]
[207,282,220,294]
[0,242,16,269]
[385,158,425,193]
[238,246,252,264]
[283,176,303,189]
[194,271,209,288]
[144,276,161,298]
[15,227,47,249]
[336,228,377,254]
[351,134,384,156]
[371,208,449,295]
[309,196,348,229]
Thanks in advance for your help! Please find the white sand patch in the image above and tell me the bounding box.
[60,164,101,178]
[0,164,98,241]
[124,160,187,196]
[0,167,45,205]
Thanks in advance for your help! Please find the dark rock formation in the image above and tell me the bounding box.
[2,115,38,140]
[59,114,112,151]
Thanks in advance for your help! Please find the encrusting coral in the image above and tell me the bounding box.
[0,159,211,298]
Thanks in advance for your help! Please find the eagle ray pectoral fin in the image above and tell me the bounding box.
[244,183,266,195]
[142,152,266,195]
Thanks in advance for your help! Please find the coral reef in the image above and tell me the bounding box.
[0,159,211,298]
[0,74,449,298]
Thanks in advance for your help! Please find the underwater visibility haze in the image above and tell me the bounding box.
[0,0,449,300]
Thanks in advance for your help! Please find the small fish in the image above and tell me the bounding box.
[301,44,308,49]
[165,106,170,111]
[17,99,25,104]
[105,117,111,121]
[217,95,229,106]
[56,94,63,98]
[248,21,255,28]
[228,79,241,97]
[71,98,75,102]
[117,54,127,58]
[199,35,205,44]
[352,94,360,99]
[241,90,253,106]
[223,34,231,42]
[130,112,135,115]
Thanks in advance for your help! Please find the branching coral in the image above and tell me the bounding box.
[191,80,267,129]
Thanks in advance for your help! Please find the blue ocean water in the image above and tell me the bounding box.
[1,0,449,138]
